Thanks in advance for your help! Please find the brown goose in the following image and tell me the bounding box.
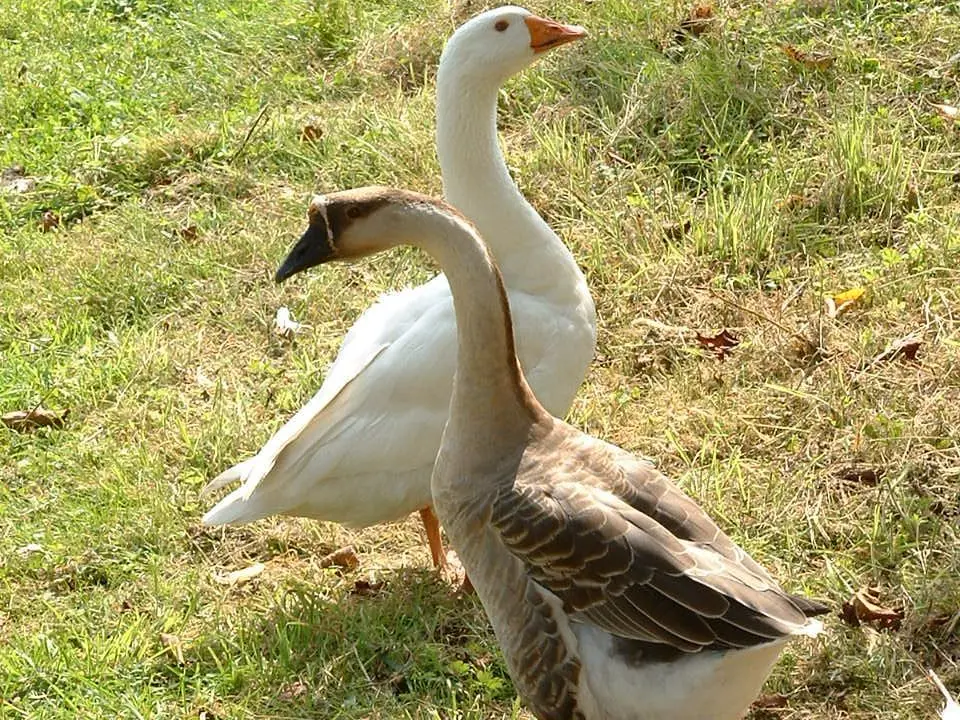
[276,186,828,720]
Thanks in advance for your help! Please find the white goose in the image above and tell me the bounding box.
[202,7,596,576]
[279,186,829,720]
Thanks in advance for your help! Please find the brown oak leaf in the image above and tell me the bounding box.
[753,693,788,709]
[782,44,835,70]
[319,545,359,571]
[696,329,740,360]
[2,406,69,431]
[352,578,384,596]
[873,336,922,365]
[40,210,60,232]
[840,587,904,630]
[678,2,716,39]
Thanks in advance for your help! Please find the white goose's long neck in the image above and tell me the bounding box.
[436,63,583,296]
[406,206,542,448]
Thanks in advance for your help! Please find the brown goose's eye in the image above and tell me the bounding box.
[494,19,509,32]
[346,206,362,219]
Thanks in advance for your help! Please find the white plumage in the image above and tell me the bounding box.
[201,7,596,568]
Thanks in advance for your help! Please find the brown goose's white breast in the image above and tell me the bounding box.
[572,623,788,720]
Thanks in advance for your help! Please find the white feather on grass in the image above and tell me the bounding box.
[929,669,960,720]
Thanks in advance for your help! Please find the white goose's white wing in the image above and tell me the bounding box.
[202,274,582,528]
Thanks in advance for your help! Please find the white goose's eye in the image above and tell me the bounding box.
[494,19,509,32]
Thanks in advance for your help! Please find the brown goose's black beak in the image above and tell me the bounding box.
[275,221,335,283]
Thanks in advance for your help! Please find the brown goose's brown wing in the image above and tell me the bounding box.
[489,438,821,653]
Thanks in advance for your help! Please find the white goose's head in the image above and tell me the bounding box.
[275,187,464,282]
[440,6,586,85]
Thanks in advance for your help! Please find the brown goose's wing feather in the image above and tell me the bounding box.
[490,436,818,653]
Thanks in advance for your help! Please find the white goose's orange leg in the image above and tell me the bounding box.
[418,506,474,594]
[419,506,446,569]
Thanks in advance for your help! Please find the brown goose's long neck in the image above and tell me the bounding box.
[405,205,542,442]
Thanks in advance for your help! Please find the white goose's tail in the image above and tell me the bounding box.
[201,457,275,526]
[198,339,390,527]
[201,458,255,498]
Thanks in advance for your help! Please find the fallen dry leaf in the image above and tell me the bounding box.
[274,306,305,339]
[159,632,185,665]
[752,693,788,709]
[782,44,835,70]
[300,123,323,142]
[351,578,384,596]
[319,545,359,571]
[176,225,199,241]
[1,406,69,432]
[213,562,265,587]
[836,465,882,486]
[929,669,960,720]
[677,2,716,39]
[825,286,866,318]
[16,543,44,557]
[696,329,740,360]
[873,335,922,365]
[663,219,692,241]
[40,210,60,232]
[278,679,309,701]
[934,103,960,122]
[840,586,904,631]
[0,165,36,194]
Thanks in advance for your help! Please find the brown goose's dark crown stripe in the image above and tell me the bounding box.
[325,186,474,231]
[323,186,539,414]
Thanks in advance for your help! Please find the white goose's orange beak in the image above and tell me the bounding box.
[524,15,587,54]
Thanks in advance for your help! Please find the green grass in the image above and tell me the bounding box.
[2,0,959,717]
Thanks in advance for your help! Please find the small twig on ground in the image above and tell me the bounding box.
[650,263,680,308]
[706,288,820,352]
[229,104,270,164]
[632,317,696,338]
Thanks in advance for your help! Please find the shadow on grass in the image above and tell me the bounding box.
[159,566,516,717]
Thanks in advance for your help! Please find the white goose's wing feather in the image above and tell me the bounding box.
[202,275,454,526]
[202,277,575,527]
[489,430,824,653]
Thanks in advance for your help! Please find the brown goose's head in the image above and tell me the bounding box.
[275,186,451,283]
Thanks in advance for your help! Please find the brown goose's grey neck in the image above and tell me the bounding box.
[403,204,540,437]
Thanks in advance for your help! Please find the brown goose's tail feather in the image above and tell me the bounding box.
[789,594,830,618]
